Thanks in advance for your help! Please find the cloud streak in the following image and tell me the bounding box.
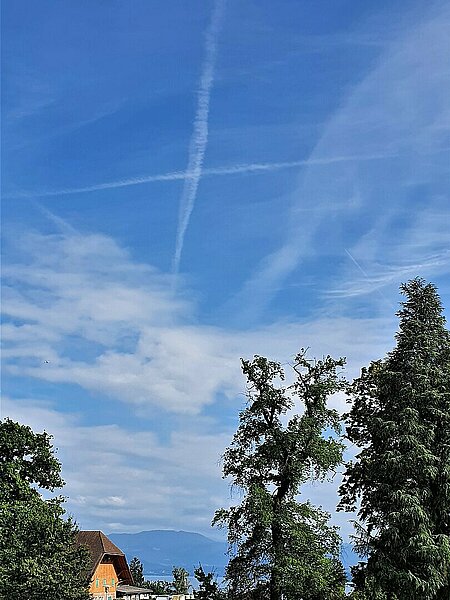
[225,5,450,324]
[333,250,450,299]
[172,0,226,277]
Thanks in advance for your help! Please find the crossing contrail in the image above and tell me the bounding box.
[172,0,226,277]
[8,153,395,200]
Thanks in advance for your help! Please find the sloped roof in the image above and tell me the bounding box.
[76,530,133,586]
[77,530,124,558]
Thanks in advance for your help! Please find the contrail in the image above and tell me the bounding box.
[8,153,395,200]
[344,248,394,307]
[344,248,370,278]
[33,201,79,235]
[172,0,226,277]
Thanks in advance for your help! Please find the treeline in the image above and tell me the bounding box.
[1,278,449,600]
[206,278,450,600]
[129,560,224,598]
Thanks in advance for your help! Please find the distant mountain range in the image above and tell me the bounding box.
[109,529,361,578]
[109,530,228,576]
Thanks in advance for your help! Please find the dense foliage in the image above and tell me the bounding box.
[339,279,450,599]
[0,418,90,600]
[214,351,348,600]
[0,417,64,501]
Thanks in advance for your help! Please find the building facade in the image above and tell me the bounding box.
[76,530,134,600]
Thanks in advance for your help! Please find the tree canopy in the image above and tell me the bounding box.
[0,418,90,600]
[339,278,450,599]
[0,417,64,502]
[214,351,348,600]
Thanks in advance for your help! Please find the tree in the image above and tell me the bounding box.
[214,351,348,600]
[172,565,190,594]
[339,278,450,599]
[127,562,185,594]
[130,556,145,586]
[0,418,90,600]
[142,579,173,594]
[194,564,226,600]
[0,417,64,502]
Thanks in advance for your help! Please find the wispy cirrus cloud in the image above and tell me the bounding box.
[5,65,57,121]
[225,5,450,323]
[334,201,450,300]
[173,0,226,277]
[335,252,450,299]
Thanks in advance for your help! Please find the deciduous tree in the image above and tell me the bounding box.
[0,419,90,600]
[214,351,347,600]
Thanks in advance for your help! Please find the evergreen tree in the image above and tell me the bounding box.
[172,566,190,594]
[130,556,145,586]
[214,351,347,600]
[0,419,90,600]
[339,278,450,599]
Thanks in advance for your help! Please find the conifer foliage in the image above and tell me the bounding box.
[339,279,450,599]
[214,351,348,600]
[130,556,145,586]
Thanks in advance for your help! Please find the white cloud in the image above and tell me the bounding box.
[2,229,395,415]
[1,227,398,540]
[1,396,230,535]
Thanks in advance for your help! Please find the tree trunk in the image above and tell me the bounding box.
[270,487,286,600]
[270,517,282,600]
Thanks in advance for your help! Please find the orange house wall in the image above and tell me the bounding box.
[90,562,119,598]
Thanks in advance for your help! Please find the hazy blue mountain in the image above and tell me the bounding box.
[109,530,361,578]
[109,530,228,576]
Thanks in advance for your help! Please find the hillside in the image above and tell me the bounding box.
[109,530,228,576]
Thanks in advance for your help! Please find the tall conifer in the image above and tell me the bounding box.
[339,278,450,599]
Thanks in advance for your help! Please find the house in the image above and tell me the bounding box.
[76,530,134,599]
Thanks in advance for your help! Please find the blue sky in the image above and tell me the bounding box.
[2,0,450,541]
